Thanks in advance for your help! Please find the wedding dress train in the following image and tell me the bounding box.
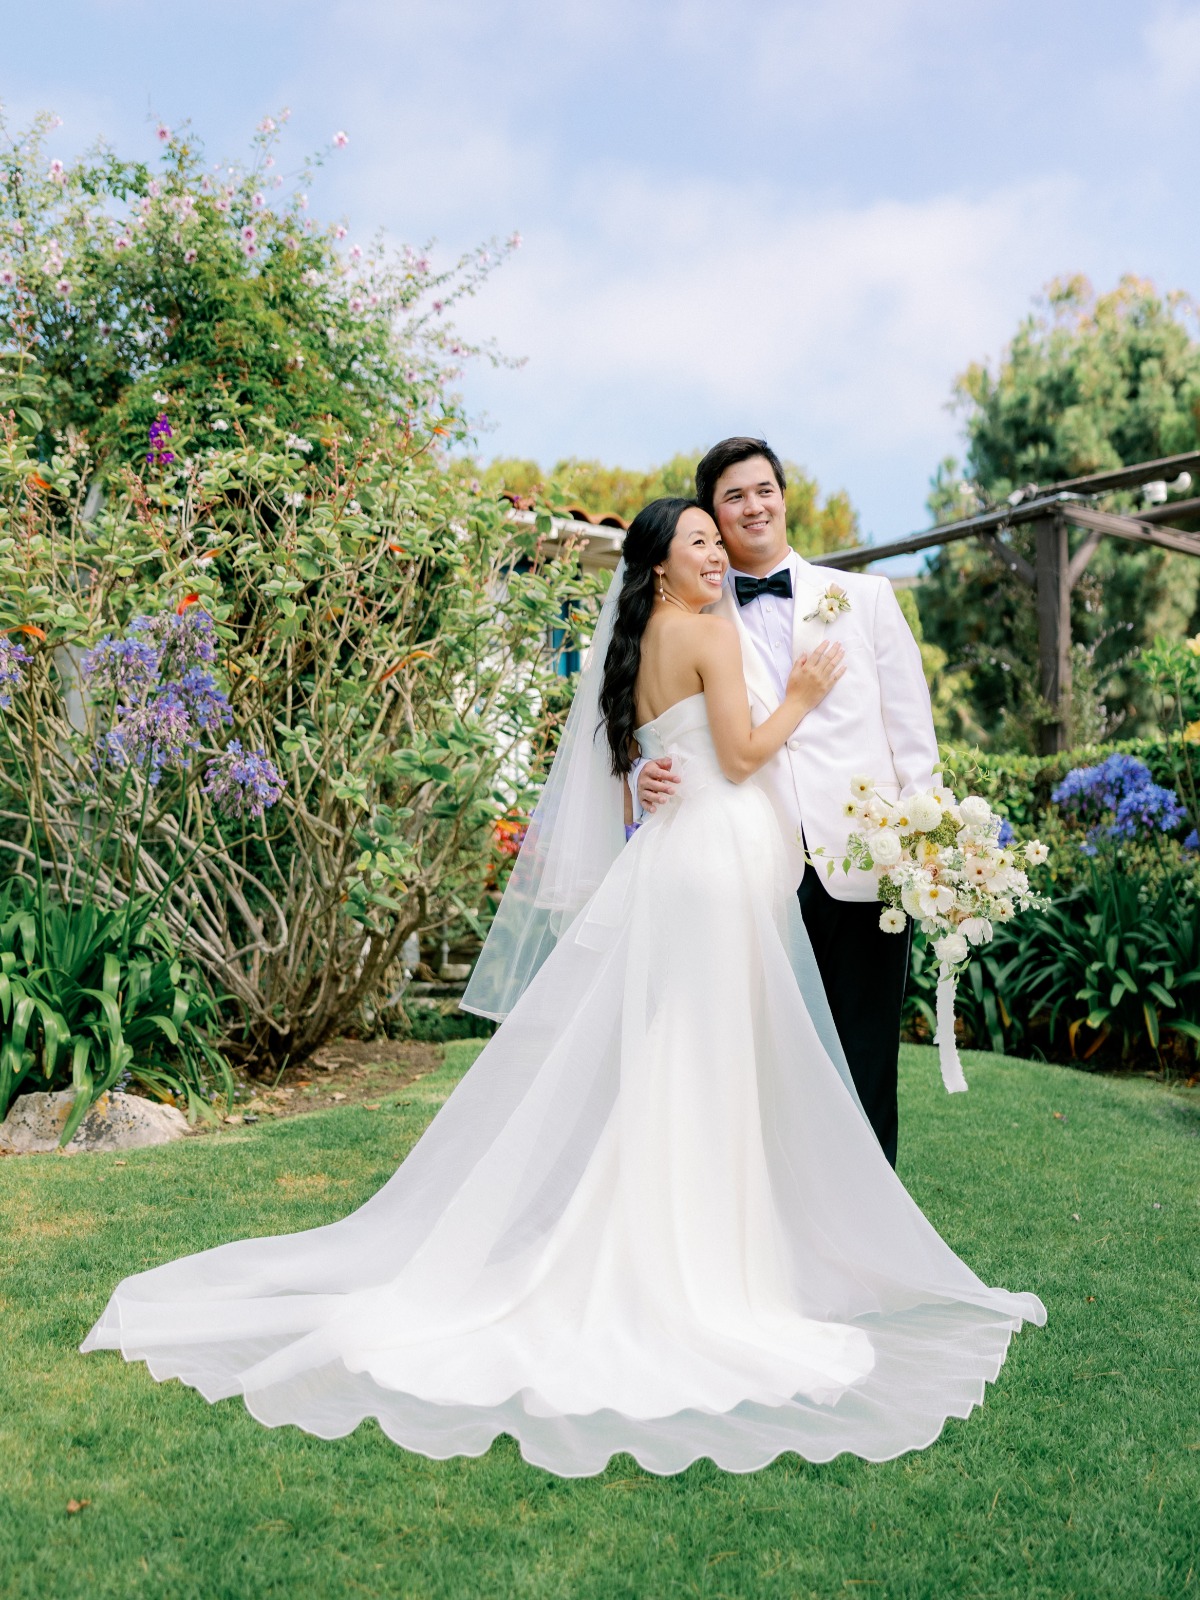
[83,695,1045,1475]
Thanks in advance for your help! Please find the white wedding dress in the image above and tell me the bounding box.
[83,694,1045,1475]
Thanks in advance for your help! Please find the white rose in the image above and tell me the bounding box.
[817,596,840,623]
[1025,839,1049,865]
[869,828,902,866]
[958,916,993,946]
[907,792,943,832]
[959,794,992,827]
[934,932,969,966]
[879,908,907,934]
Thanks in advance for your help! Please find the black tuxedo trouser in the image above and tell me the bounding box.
[798,870,911,1168]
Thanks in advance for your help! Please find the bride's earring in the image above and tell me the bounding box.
[657,571,666,600]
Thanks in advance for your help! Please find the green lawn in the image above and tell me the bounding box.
[2,1043,1197,1600]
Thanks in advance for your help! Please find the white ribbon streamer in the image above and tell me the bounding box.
[934,968,969,1093]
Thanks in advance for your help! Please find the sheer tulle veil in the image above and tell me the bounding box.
[461,561,628,1020]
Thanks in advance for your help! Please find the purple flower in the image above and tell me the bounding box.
[130,607,217,678]
[1053,754,1186,844]
[106,688,197,785]
[146,411,175,468]
[82,635,160,699]
[0,638,32,708]
[1184,830,1199,851]
[202,739,285,818]
[176,666,231,732]
[996,817,1015,848]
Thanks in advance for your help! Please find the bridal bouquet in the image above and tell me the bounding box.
[832,777,1050,1092]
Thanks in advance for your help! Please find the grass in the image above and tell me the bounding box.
[2,1041,1198,1600]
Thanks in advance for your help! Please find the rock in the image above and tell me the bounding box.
[438,962,473,982]
[0,1089,190,1155]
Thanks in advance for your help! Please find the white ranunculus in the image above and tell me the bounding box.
[934,932,969,966]
[907,792,943,832]
[901,881,924,918]
[879,907,907,934]
[959,794,992,826]
[958,916,993,946]
[869,828,903,866]
[1025,839,1049,865]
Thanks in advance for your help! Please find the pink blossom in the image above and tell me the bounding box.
[0,267,16,287]
[183,248,198,264]
[242,240,258,257]
[265,154,275,168]
[349,296,364,313]
[156,123,170,142]
[253,192,265,209]
[335,225,348,240]
[368,293,380,308]
[509,231,523,249]
[332,130,349,148]
[349,244,362,261]
[259,117,276,134]
[55,278,71,298]
[148,178,161,197]
[431,300,444,314]
[415,254,430,274]
[241,224,257,243]
[114,236,132,251]
[201,175,212,192]
[297,192,309,210]
[216,199,230,213]
[48,159,65,183]
[285,235,299,250]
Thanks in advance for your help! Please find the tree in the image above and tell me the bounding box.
[463,452,861,556]
[918,276,1200,750]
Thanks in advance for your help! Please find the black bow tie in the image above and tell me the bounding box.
[734,570,793,606]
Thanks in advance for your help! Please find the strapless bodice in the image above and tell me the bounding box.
[635,694,724,785]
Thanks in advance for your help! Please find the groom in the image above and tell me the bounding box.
[634,437,938,1166]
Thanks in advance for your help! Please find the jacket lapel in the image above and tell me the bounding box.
[790,558,832,662]
[709,585,778,711]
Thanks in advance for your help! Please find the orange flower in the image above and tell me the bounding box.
[379,649,435,683]
[28,475,51,491]
[176,593,201,614]
[17,624,46,641]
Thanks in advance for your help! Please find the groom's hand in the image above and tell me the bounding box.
[637,756,679,813]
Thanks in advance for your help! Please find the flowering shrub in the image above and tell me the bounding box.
[0,107,515,463]
[1051,753,1186,848]
[0,108,590,1076]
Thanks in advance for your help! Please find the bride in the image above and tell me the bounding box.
[83,497,1045,1477]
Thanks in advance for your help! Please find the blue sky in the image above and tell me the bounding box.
[4,1,1200,557]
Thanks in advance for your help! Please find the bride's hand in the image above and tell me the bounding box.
[786,640,846,713]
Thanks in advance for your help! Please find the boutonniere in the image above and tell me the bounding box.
[803,583,851,625]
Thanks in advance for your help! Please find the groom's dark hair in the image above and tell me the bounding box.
[695,437,787,516]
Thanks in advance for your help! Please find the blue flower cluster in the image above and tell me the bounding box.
[1051,753,1187,845]
[0,637,32,709]
[201,738,285,819]
[83,609,231,785]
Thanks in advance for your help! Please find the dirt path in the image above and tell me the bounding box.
[220,1039,445,1127]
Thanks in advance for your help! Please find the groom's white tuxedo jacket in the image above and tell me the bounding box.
[707,551,939,901]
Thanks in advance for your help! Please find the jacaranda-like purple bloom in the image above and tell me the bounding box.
[0,637,32,709]
[202,739,285,818]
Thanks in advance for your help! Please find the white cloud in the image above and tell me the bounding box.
[452,170,1087,475]
[1144,3,1200,95]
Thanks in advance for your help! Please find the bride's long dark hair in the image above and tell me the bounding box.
[599,496,698,777]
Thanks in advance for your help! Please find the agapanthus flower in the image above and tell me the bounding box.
[0,638,32,708]
[1053,754,1186,843]
[82,634,160,699]
[130,606,218,678]
[106,688,197,785]
[202,739,285,818]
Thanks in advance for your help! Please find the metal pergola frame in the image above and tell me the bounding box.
[810,450,1200,752]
